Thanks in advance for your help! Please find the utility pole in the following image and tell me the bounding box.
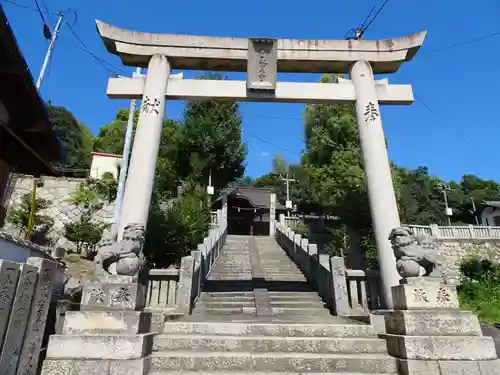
[27,14,64,239]
[114,67,142,225]
[470,196,479,225]
[36,13,64,90]
[281,173,295,216]
[437,182,452,226]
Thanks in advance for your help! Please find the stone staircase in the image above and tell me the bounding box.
[149,235,397,374]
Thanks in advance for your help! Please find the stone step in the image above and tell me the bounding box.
[162,322,376,337]
[268,294,322,301]
[153,334,388,354]
[201,295,255,302]
[200,301,256,309]
[268,300,325,308]
[150,351,397,373]
[150,372,398,375]
[267,291,319,296]
[205,307,258,315]
[203,292,254,297]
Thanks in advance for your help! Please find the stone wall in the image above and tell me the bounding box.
[2,174,114,251]
[437,239,500,285]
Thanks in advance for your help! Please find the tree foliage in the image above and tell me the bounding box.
[144,183,211,267]
[7,193,53,237]
[175,73,246,189]
[48,103,92,169]
[93,109,139,155]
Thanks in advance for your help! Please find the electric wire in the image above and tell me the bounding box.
[358,0,390,38]
[423,31,500,54]
[2,0,40,11]
[39,0,52,26]
[65,22,127,76]
[32,0,48,27]
[359,5,376,30]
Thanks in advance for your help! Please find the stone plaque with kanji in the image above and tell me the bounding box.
[247,38,278,91]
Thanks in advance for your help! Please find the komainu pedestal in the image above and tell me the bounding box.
[42,225,154,375]
[385,277,499,375]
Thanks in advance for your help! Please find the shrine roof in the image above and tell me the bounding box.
[96,20,426,74]
[218,187,287,210]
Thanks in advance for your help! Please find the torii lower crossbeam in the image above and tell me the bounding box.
[106,77,414,105]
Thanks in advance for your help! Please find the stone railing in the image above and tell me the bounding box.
[0,257,65,374]
[400,224,500,240]
[345,269,383,312]
[284,216,299,228]
[210,210,222,227]
[144,220,227,316]
[145,268,180,312]
[275,221,384,316]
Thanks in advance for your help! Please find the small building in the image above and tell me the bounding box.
[0,6,65,226]
[481,201,500,226]
[89,152,122,180]
[214,187,287,236]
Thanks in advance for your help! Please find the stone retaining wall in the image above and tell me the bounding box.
[2,174,114,252]
[437,239,500,285]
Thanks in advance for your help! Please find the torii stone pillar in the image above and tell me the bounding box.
[350,60,401,309]
[118,54,171,236]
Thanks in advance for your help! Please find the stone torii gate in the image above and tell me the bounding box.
[96,20,426,309]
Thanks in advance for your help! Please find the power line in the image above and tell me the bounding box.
[32,0,48,26]
[2,0,40,11]
[424,31,500,55]
[39,0,52,26]
[358,0,390,38]
[245,130,300,157]
[414,94,471,146]
[65,22,127,76]
[359,5,376,30]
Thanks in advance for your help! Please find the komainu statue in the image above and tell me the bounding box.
[95,223,146,278]
[389,227,440,278]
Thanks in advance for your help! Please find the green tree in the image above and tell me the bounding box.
[231,176,256,187]
[272,154,288,174]
[144,183,211,267]
[64,210,107,257]
[302,76,371,229]
[93,109,140,155]
[7,193,53,237]
[48,103,92,169]
[176,73,246,189]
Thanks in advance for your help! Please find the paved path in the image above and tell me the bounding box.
[187,235,355,323]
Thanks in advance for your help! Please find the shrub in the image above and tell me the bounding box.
[64,210,107,258]
[292,220,309,236]
[458,255,500,323]
[144,182,211,268]
[325,227,347,257]
[7,193,53,240]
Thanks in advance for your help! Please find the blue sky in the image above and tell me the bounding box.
[4,0,500,181]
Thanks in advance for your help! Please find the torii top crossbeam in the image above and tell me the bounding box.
[96,20,426,74]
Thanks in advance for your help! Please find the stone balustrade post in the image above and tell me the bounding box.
[118,54,171,237]
[329,257,350,316]
[269,193,276,237]
[469,224,476,239]
[350,60,401,309]
[429,224,440,238]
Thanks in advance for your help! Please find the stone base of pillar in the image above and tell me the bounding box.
[41,276,153,375]
[384,277,499,375]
